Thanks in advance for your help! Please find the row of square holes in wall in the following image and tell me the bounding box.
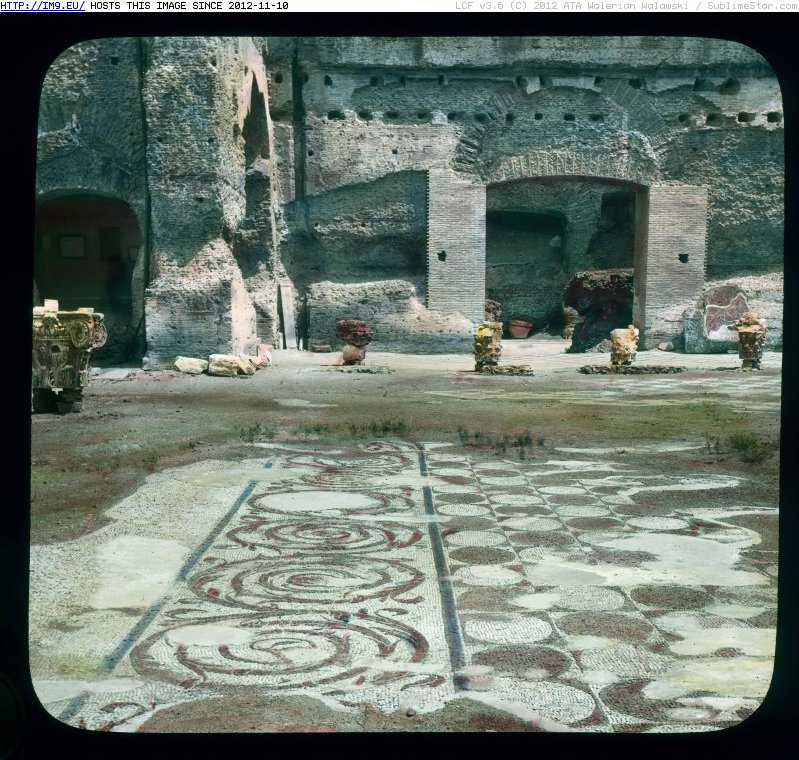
[321,108,783,127]
[323,109,604,123]
[279,73,746,94]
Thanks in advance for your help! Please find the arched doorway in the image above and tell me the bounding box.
[34,193,143,363]
[426,166,708,349]
[484,176,642,333]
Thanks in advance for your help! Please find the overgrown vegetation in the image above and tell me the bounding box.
[704,430,778,464]
[726,432,777,464]
[457,427,546,458]
[348,417,410,438]
[238,423,277,442]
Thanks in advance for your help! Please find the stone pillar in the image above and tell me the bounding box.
[635,185,708,349]
[426,170,486,323]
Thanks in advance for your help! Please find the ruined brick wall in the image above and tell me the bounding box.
[36,36,782,362]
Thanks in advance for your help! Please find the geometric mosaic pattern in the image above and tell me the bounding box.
[33,440,776,732]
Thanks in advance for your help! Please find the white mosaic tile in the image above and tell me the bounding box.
[445,530,507,547]
[464,616,552,644]
[454,565,526,587]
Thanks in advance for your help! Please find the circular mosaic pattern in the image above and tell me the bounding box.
[556,612,654,641]
[472,468,522,478]
[629,585,712,610]
[454,565,525,587]
[627,517,690,531]
[286,453,411,476]
[500,516,562,532]
[507,531,575,548]
[464,616,552,643]
[495,506,553,517]
[551,505,610,518]
[445,530,507,547]
[481,476,528,486]
[539,486,588,495]
[433,468,478,478]
[228,518,422,552]
[599,680,673,722]
[439,475,477,486]
[427,454,469,463]
[565,517,625,531]
[554,587,626,611]
[434,492,487,505]
[247,489,408,517]
[436,504,492,517]
[491,680,596,724]
[472,645,572,678]
[488,494,545,506]
[130,610,428,689]
[189,556,424,607]
[543,494,600,506]
[449,547,516,565]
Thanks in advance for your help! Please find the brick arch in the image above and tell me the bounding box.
[482,154,653,188]
[427,169,709,349]
[453,83,670,184]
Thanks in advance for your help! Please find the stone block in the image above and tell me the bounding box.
[174,356,208,374]
[208,354,242,377]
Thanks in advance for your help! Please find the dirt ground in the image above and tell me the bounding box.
[30,339,781,547]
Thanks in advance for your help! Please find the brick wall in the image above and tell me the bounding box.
[641,185,708,347]
[427,170,486,322]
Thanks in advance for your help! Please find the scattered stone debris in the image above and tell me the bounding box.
[610,325,639,366]
[578,365,687,374]
[336,365,393,374]
[174,356,208,375]
[658,342,675,352]
[310,344,333,353]
[207,354,256,377]
[479,364,534,376]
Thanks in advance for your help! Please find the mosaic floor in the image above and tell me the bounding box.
[30,440,777,732]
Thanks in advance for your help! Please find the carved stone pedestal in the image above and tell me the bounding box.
[474,321,502,372]
[32,300,107,413]
[732,312,767,371]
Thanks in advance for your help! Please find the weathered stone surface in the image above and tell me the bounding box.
[610,325,639,366]
[657,342,674,352]
[207,354,244,377]
[174,357,208,375]
[236,354,256,375]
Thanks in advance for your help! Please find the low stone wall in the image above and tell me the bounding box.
[306,279,473,353]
